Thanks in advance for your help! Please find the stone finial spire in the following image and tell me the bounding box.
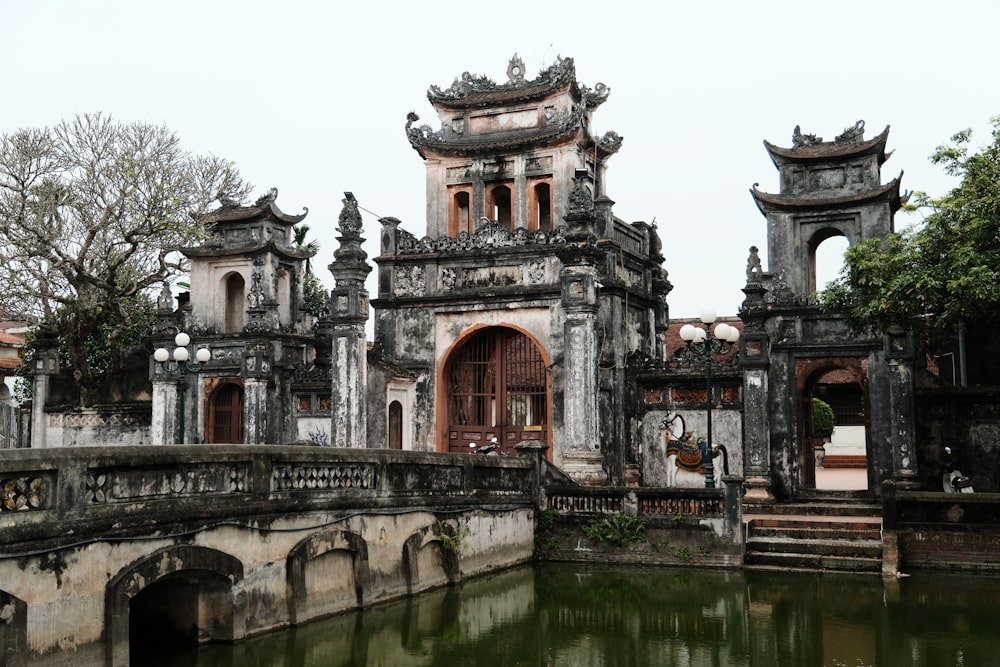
[327,192,371,448]
[329,192,371,290]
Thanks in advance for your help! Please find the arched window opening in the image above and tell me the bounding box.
[810,234,849,295]
[450,190,471,236]
[388,400,403,449]
[224,273,246,334]
[445,328,547,454]
[529,181,552,231]
[488,185,512,228]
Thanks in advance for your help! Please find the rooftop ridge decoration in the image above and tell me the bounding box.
[392,218,567,255]
[428,54,581,103]
[791,120,871,149]
[202,187,308,225]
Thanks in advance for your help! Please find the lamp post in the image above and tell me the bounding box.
[678,310,740,488]
[154,332,211,444]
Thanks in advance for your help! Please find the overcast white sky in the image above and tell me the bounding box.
[3,1,997,332]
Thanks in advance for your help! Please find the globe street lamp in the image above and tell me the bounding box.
[154,332,211,444]
[678,310,740,488]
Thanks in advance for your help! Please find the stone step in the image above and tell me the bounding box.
[749,524,882,542]
[745,550,882,573]
[746,536,882,559]
[747,501,881,517]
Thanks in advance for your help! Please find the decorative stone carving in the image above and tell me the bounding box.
[1,476,44,511]
[792,125,823,147]
[271,464,374,491]
[746,246,763,284]
[835,119,865,143]
[392,221,566,255]
[394,265,426,296]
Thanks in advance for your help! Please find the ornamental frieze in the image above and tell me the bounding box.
[394,265,426,297]
[85,464,251,503]
[394,221,565,255]
[271,464,374,491]
[1,475,46,511]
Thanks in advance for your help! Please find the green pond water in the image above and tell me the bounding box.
[136,563,1000,667]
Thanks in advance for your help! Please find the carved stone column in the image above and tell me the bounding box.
[243,344,272,444]
[887,332,920,489]
[328,193,372,448]
[739,260,775,503]
[29,345,59,448]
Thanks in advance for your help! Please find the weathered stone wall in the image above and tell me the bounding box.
[0,446,537,665]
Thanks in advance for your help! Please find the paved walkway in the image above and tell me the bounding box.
[815,467,868,490]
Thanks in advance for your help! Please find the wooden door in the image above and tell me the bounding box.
[211,383,244,444]
[446,328,547,454]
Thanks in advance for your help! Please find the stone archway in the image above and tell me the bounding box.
[796,358,871,492]
[439,326,551,455]
[105,545,244,666]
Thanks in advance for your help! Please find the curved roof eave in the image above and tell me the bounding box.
[763,125,892,168]
[407,123,583,158]
[181,239,316,261]
[749,174,908,215]
[201,200,309,226]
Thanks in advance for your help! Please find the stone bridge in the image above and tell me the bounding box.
[0,445,541,666]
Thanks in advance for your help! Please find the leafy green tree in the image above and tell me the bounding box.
[811,397,834,439]
[293,223,329,319]
[0,113,251,406]
[823,117,1000,342]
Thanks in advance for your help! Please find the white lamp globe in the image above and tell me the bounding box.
[173,347,190,363]
[195,347,211,363]
[679,324,697,342]
[693,327,707,342]
[727,327,741,343]
[714,323,732,340]
[174,332,191,347]
[700,309,717,325]
[153,348,170,363]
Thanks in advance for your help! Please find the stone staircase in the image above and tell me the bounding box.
[745,490,883,573]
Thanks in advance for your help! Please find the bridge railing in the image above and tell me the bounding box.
[0,445,536,554]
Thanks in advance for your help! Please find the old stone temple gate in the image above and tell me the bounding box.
[739,121,918,502]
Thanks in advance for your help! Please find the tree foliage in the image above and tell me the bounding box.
[0,113,252,406]
[822,117,1000,340]
[293,223,329,319]
[811,397,834,439]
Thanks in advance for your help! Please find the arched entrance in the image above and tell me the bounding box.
[797,359,871,493]
[209,382,244,444]
[442,327,549,454]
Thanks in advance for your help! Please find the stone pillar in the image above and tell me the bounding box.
[886,331,919,489]
[242,343,273,444]
[150,367,177,445]
[244,379,269,444]
[557,176,605,483]
[29,345,59,448]
[328,193,372,448]
[739,267,775,503]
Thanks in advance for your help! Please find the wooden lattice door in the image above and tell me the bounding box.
[211,383,244,444]
[446,328,547,454]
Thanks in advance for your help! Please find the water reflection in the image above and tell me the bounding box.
[140,564,1000,667]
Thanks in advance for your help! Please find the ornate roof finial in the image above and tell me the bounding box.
[507,53,526,84]
[792,125,823,148]
[337,192,363,236]
[834,120,866,144]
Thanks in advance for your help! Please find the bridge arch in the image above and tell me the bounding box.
[402,521,460,594]
[0,589,27,667]
[286,529,369,624]
[105,544,244,665]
